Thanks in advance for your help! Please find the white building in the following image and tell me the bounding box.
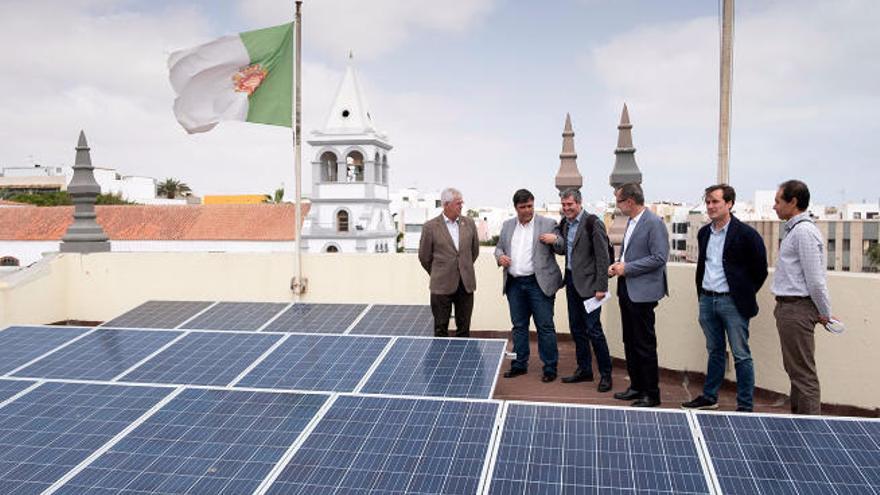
[301,58,397,254]
[389,188,442,252]
[0,164,158,203]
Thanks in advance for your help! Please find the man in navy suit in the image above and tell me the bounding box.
[683,184,768,412]
[608,183,669,407]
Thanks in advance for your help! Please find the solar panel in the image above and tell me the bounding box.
[119,332,283,386]
[360,338,505,399]
[12,329,182,381]
[488,403,712,494]
[237,335,390,392]
[0,326,92,374]
[55,389,328,495]
[697,412,880,494]
[0,379,34,403]
[348,304,434,336]
[265,395,499,495]
[0,382,171,494]
[180,302,288,331]
[262,303,367,334]
[102,300,214,329]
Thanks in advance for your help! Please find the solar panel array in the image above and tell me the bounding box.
[361,338,505,399]
[102,300,214,329]
[349,304,435,336]
[263,303,367,333]
[2,302,878,494]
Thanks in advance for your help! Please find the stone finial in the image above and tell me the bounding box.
[60,130,110,253]
[555,113,583,193]
[609,103,642,189]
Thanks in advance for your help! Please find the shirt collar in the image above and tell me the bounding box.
[630,208,645,225]
[444,214,459,225]
[567,209,584,225]
[784,211,812,232]
[710,218,731,235]
[517,216,534,228]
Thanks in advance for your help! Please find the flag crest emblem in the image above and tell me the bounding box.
[233,64,268,96]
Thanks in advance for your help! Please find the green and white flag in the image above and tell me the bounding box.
[168,22,294,134]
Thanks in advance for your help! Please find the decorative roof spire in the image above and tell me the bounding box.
[555,113,583,193]
[609,103,642,189]
[318,55,378,135]
[61,130,110,253]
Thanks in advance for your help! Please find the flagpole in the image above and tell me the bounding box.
[292,0,306,296]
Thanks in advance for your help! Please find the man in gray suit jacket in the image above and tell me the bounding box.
[495,189,563,381]
[608,183,669,407]
[419,187,480,337]
[539,188,614,393]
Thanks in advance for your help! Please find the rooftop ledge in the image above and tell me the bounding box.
[2,252,878,413]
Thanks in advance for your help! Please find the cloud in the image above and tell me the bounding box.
[237,0,496,59]
[588,0,880,202]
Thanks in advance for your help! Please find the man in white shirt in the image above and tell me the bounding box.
[495,189,563,381]
[771,179,833,415]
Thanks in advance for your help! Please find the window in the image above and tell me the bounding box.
[0,256,19,267]
[320,151,338,182]
[336,210,349,232]
[346,151,364,182]
[827,239,836,270]
[325,245,339,253]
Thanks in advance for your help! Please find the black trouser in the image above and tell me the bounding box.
[430,280,474,337]
[617,277,660,400]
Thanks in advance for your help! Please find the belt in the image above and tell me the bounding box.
[700,289,729,297]
[775,295,810,303]
[510,273,536,279]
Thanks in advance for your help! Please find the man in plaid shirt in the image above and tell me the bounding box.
[771,179,833,415]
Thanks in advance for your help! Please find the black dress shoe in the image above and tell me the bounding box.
[613,388,641,401]
[541,373,557,383]
[503,368,527,378]
[631,396,661,408]
[561,368,594,383]
[597,375,613,393]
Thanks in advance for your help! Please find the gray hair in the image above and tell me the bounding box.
[559,188,582,203]
[440,187,462,205]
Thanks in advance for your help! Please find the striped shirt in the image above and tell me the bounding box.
[771,212,832,316]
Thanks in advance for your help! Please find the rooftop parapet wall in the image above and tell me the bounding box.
[1,251,877,410]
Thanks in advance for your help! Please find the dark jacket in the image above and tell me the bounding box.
[551,211,611,298]
[695,215,768,319]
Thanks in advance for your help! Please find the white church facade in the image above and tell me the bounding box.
[302,58,397,253]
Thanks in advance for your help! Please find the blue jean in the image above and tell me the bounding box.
[507,275,558,375]
[699,294,754,410]
[565,273,612,377]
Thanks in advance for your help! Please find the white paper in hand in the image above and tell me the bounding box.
[824,318,845,335]
[583,293,611,314]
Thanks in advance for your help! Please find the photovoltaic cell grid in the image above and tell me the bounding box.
[12,329,182,381]
[0,382,171,495]
[55,389,328,495]
[266,395,499,495]
[101,300,214,329]
[349,304,434,336]
[0,326,91,374]
[0,379,34,403]
[361,338,505,399]
[181,302,288,331]
[120,332,282,386]
[262,303,367,334]
[238,334,390,392]
[488,404,711,494]
[698,412,880,494]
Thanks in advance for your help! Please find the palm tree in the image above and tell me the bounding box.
[156,178,191,199]
[264,187,285,204]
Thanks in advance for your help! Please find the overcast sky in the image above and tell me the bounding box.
[1,0,877,208]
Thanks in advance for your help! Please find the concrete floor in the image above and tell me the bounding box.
[480,332,876,418]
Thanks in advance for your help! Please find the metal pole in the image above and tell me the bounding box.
[717,0,734,184]
[292,0,306,296]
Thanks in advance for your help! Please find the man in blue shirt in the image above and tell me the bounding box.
[683,184,768,412]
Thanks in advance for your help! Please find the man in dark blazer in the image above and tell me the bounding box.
[539,188,614,392]
[495,189,564,381]
[683,184,768,412]
[418,187,480,337]
[608,183,669,407]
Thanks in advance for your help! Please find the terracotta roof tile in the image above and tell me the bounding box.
[0,203,310,241]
